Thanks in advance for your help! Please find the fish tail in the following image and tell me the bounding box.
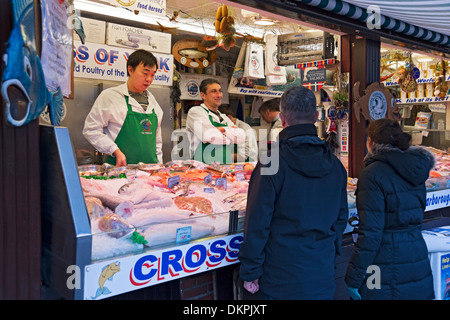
[12,0,33,22]
[49,87,65,126]
[91,287,103,300]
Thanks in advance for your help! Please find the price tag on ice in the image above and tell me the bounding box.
[204,173,212,184]
[203,187,215,193]
[168,175,180,188]
[234,164,244,172]
[235,172,245,181]
[176,226,192,243]
[215,178,227,190]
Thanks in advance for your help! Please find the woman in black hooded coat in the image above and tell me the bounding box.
[345,119,435,300]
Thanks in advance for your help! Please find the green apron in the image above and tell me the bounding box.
[106,96,158,165]
[193,107,234,164]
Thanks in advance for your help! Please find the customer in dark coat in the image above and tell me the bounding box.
[345,118,435,300]
[239,86,348,300]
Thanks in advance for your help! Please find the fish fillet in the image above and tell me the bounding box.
[84,192,133,211]
[115,201,133,218]
[126,209,191,227]
[174,196,213,214]
[133,197,173,210]
[142,221,215,247]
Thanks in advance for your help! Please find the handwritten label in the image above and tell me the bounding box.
[168,175,180,188]
[235,172,245,181]
[176,226,191,243]
[215,178,227,190]
[203,187,215,193]
[204,173,212,184]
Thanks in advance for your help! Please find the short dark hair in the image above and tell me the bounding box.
[259,99,280,113]
[199,78,221,94]
[368,118,411,151]
[280,86,316,124]
[126,49,158,76]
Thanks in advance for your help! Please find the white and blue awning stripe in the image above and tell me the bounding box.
[295,0,450,46]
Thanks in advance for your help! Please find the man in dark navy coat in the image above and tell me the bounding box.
[239,86,348,299]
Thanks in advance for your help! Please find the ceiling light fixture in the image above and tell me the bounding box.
[253,16,275,26]
[417,57,434,62]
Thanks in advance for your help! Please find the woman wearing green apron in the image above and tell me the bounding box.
[83,50,163,166]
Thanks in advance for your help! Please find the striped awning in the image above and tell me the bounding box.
[296,0,450,46]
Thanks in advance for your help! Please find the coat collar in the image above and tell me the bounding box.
[278,123,318,141]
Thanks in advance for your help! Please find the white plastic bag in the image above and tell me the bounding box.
[265,34,286,77]
[266,74,287,86]
[244,43,265,79]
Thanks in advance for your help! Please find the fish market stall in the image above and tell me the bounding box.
[82,161,250,262]
[41,124,450,300]
[40,125,250,300]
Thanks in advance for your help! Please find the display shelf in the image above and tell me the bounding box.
[396,95,450,105]
[383,75,450,87]
[403,128,450,133]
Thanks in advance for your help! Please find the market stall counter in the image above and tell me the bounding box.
[40,125,248,300]
[40,125,450,300]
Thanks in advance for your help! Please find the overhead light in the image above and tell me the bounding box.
[253,16,275,26]
[417,57,434,62]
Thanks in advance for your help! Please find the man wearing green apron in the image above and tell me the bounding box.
[186,79,245,164]
[83,49,163,166]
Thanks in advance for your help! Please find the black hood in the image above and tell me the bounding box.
[364,144,436,186]
[278,124,335,178]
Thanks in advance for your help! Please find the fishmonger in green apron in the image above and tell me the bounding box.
[107,96,158,165]
[193,107,235,164]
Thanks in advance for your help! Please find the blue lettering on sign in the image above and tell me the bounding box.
[426,192,450,207]
[208,239,227,263]
[129,235,244,286]
[227,235,243,259]
[161,250,183,275]
[132,254,158,283]
[184,245,207,269]
[95,48,109,65]
[109,50,119,65]
[74,46,89,62]
[158,57,170,72]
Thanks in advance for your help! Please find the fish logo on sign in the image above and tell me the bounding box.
[91,262,121,299]
[187,81,199,97]
[115,0,137,6]
[250,55,260,70]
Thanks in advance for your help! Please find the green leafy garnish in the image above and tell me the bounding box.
[130,231,148,245]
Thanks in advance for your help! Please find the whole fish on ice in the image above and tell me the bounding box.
[85,196,105,219]
[143,220,215,247]
[84,192,133,212]
[97,212,134,238]
[223,193,246,203]
[127,208,192,227]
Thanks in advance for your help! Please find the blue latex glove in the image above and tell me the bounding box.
[348,287,361,300]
